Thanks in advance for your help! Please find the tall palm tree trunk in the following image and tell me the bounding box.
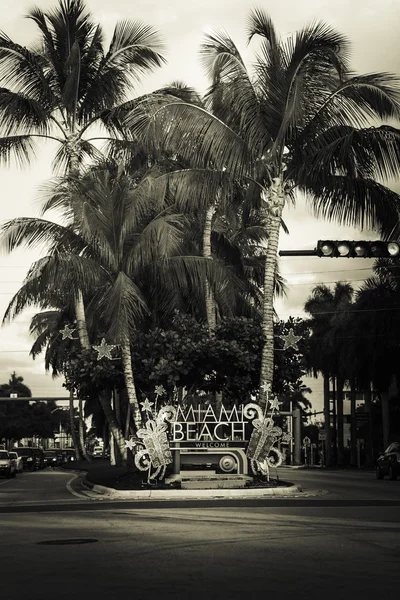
[98,390,127,461]
[323,374,333,467]
[74,289,90,349]
[69,389,82,461]
[202,202,223,411]
[349,379,357,466]
[121,334,142,430]
[78,397,91,462]
[336,376,345,465]
[364,383,374,467]
[203,203,216,332]
[259,176,285,407]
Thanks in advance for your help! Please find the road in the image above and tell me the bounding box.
[0,468,399,600]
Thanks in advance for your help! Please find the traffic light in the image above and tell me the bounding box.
[317,240,400,258]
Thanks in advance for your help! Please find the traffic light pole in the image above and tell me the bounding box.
[279,250,318,257]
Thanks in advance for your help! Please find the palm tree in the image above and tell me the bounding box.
[304,283,354,466]
[1,163,241,451]
[0,0,166,347]
[348,260,400,451]
[126,9,400,408]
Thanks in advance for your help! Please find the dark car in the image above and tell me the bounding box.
[14,447,44,471]
[61,448,77,464]
[376,442,400,480]
[43,450,58,468]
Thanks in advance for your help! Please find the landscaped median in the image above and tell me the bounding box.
[62,460,303,500]
[80,476,304,500]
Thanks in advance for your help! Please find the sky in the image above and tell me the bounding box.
[0,0,399,411]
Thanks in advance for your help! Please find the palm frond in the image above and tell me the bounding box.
[125,213,188,273]
[0,89,52,136]
[142,168,237,214]
[62,40,81,119]
[0,134,38,167]
[0,31,54,103]
[299,124,400,182]
[272,21,348,152]
[89,271,148,341]
[126,95,251,175]
[200,31,265,150]
[247,8,280,50]
[305,176,400,236]
[105,20,166,76]
[0,217,80,254]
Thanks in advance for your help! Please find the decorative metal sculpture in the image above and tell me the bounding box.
[279,328,302,351]
[93,338,116,360]
[125,398,177,481]
[244,399,291,480]
[60,324,77,340]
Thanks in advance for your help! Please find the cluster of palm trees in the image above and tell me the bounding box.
[305,260,400,466]
[1,1,400,462]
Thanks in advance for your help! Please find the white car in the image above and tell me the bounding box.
[0,450,17,478]
[9,451,23,473]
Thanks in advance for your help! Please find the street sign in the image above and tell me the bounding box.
[303,436,311,446]
[318,431,327,441]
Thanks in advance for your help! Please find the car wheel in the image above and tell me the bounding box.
[6,469,11,479]
[12,470,16,478]
[376,466,384,479]
[389,466,397,480]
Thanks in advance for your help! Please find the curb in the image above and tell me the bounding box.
[81,476,304,500]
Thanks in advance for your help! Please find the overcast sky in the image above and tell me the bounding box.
[0,0,399,410]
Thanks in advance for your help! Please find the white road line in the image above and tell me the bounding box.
[0,479,13,486]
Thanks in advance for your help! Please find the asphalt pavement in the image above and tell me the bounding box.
[0,468,399,600]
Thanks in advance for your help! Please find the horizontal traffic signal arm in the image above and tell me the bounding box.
[279,240,400,258]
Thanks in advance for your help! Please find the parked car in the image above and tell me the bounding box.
[61,448,76,464]
[376,442,400,480]
[43,450,58,468]
[14,447,44,471]
[0,450,17,478]
[9,451,23,473]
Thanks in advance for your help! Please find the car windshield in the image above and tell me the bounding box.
[0,451,9,459]
[44,451,56,457]
[9,453,17,459]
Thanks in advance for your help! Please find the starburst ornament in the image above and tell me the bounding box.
[154,385,166,397]
[125,439,136,451]
[280,328,302,351]
[140,399,154,413]
[60,324,77,340]
[260,382,271,394]
[93,338,116,360]
[270,397,281,411]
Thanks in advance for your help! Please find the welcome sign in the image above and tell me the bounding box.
[170,404,249,448]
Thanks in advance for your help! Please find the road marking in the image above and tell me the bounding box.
[66,474,89,499]
[0,479,13,486]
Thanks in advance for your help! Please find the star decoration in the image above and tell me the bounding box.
[280,328,302,351]
[269,397,281,411]
[260,382,271,394]
[125,439,136,451]
[60,324,77,340]
[93,338,116,360]
[154,385,166,397]
[140,399,154,413]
